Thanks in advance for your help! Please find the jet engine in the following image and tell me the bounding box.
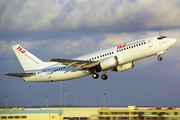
[100,56,119,70]
[116,62,134,72]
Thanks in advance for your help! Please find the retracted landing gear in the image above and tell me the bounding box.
[158,56,162,61]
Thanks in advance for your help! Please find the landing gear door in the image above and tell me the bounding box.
[147,39,153,47]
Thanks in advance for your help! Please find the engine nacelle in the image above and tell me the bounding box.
[116,62,134,72]
[100,56,118,70]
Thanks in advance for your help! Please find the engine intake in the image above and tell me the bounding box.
[100,56,119,70]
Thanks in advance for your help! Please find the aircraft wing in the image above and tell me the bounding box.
[4,73,35,77]
[49,58,99,69]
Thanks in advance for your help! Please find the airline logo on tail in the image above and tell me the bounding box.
[17,46,26,54]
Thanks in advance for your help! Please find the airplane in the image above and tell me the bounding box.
[4,35,176,82]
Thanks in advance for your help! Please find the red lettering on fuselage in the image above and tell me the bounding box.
[117,44,126,49]
[17,46,26,54]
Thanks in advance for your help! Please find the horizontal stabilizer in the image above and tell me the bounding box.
[4,73,35,77]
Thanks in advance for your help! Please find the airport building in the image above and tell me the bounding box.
[1,106,180,120]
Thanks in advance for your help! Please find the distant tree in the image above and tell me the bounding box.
[137,113,143,120]
[157,112,163,120]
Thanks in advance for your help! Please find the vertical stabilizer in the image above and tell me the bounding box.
[12,44,50,71]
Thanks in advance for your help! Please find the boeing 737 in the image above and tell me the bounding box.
[4,35,176,81]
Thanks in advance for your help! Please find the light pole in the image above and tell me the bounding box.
[103,93,106,107]
[76,92,78,107]
[5,96,8,109]
[60,81,63,120]
[63,90,67,107]
[46,96,48,108]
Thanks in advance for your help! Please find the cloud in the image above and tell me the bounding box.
[0,40,47,55]
[0,36,97,58]
[1,0,180,33]
[100,33,138,48]
[145,0,180,29]
[40,36,98,58]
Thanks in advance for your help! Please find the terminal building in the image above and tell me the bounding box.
[1,106,180,120]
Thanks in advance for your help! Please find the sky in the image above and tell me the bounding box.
[0,0,180,108]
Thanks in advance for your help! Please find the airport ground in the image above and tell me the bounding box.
[1,106,180,120]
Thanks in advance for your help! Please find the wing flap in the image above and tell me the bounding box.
[4,73,35,77]
[49,58,99,69]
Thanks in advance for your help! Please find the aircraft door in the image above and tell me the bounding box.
[47,71,52,78]
[147,39,153,47]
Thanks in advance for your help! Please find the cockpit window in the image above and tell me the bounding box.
[157,35,167,40]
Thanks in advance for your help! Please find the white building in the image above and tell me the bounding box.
[1,106,180,120]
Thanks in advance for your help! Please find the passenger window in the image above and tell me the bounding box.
[92,58,94,60]
[122,49,123,51]
[124,48,126,50]
[103,55,104,57]
[129,47,131,49]
[21,116,27,119]
[1,116,7,119]
[141,43,143,45]
[136,44,138,46]
[97,56,99,58]
[94,57,96,59]
[15,116,20,119]
[90,59,91,61]
[107,53,109,55]
[127,47,128,49]
[112,52,114,54]
[110,52,111,55]
[139,44,141,46]
[134,45,136,47]
[117,50,118,52]
[144,42,146,44]
[131,46,133,48]
[105,54,107,56]
[8,116,13,119]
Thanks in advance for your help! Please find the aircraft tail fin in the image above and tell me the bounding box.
[12,44,53,71]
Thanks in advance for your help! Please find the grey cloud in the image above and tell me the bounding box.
[1,0,180,34]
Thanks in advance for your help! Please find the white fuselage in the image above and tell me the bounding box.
[23,35,176,82]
